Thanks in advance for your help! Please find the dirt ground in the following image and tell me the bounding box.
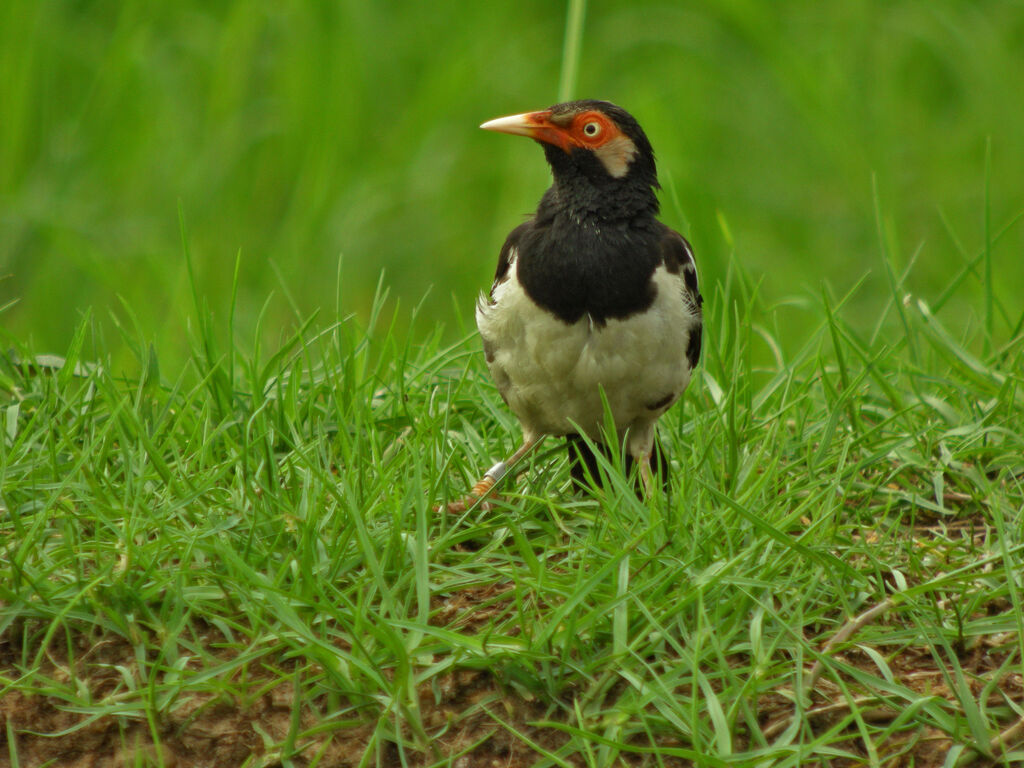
[3,620,1022,768]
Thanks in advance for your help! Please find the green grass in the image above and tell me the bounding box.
[2,212,1024,764]
[3,1,1024,367]
[4,2,1024,765]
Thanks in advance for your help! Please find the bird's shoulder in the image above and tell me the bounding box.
[655,223,701,300]
[489,218,537,298]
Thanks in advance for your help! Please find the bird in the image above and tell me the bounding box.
[446,100,703,512]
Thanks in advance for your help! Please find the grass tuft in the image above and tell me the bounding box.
[3,215,1024,763]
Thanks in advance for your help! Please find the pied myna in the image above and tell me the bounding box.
[447,100,703,511]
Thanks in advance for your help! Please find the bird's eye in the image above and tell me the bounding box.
[582,121,602,138]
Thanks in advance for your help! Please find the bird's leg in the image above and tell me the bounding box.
[637,452,655,497]
[627,423,658,499]
[445,435,543,513]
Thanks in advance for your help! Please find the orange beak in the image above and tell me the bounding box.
[480,110,573,153]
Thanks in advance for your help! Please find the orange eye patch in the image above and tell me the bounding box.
[571,112,618,146]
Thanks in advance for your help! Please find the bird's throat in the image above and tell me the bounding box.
[541,144,659,223]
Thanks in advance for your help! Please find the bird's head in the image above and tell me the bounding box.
[481,100,659,219]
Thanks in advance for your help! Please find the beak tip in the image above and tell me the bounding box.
[479,116,510,132]
[479,112,536,136]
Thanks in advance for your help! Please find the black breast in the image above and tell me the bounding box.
[516,216,662,325]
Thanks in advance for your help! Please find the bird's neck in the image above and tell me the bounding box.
[540,143,660,224]
[542,173,659,225]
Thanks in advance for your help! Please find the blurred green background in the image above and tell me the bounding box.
[3,0,1023,365]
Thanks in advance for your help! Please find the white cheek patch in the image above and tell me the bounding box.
[594,134,638,178]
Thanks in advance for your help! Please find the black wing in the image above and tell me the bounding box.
[489,220,535,300]
[660,228,703,368]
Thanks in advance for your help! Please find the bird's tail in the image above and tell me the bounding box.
[566,433,670,494]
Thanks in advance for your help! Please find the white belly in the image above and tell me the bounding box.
[477,262,698,439]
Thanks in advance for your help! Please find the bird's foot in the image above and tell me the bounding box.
[443,493,496,514]
[437,463,507,513]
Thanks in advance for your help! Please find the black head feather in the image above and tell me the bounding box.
[537,100,660,221]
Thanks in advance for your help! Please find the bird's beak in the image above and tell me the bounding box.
[480,110,573,153]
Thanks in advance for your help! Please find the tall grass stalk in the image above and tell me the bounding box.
[558,0,587,103]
